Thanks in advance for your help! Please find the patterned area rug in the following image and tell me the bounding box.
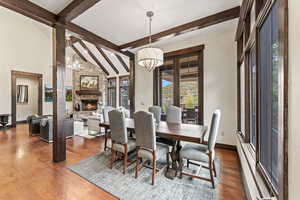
[68,144,220,200]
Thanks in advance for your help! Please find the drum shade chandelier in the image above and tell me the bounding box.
[137,11,164,71]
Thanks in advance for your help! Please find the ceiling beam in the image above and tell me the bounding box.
[0,0,122,55]
[95,46,119,75]
[120,6,240,50]
[0,0,57,27]
[70,44,88,62]
[115,54,130,73]
[58,0,101,22]
[65,22,120,53]
[78,40,110,75]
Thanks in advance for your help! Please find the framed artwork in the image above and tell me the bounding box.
[65,86,73,102]
[45,84,53,102]
[17,85,28,103]
[80,75,99,90]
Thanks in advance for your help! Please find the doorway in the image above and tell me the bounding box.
[11,71,43,127]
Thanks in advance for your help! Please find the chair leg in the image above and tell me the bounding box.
[110,147,115,169]
[104,128,108,151]
[209,155,215,189]
[123,144,128,174]
[166,152,170,170]
[179,158,183,179]
[187,159,190,168]
[135,148,140,179]
[213,160,217,177]
[152,151,156,185]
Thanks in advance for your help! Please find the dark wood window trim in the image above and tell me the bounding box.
[107,77,117,108]
[11,70,43,127]
[119,75,130,109]
[153,45,204,125]
[236,0,289,199]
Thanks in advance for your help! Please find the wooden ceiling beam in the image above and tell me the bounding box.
[65,23,120,53]
[78,40,110,75]
[0,0,57,27]
[115,54,130,73]
[120,6,240,50]
[95,46,119,75]
[58,0,101,22]
[70,44,88,62]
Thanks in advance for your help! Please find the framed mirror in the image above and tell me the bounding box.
[17,85,28,103]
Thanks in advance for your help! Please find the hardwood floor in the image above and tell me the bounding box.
[0,124,245,200]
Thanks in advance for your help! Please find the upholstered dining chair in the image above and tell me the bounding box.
[134,111,158,185]
[148,106,161,124]
[166,105,182,124]
[109,110,136,174]
[179,109,221,189]
[103,106,114,150]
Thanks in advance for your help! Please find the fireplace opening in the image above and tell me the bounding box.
[81,100,98,111]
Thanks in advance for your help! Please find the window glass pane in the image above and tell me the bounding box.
[108,88,116,107]
[259,1,279,190]
[120,77,129,87]
[179,54,199,124]
[250,48,257,148]
[160,68,174,113]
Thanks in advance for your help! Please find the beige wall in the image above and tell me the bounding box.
[288,0,299,199]
[16,77,39,121]
[134,20,238,145]
[0,7,53,123]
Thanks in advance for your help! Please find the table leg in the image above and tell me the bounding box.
[165,141,182,179]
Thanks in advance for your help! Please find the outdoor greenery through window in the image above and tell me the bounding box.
[157,50,203,125]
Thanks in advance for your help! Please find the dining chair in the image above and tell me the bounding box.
[134,111,158,185]
[109,110,136,174]
[179,109,221,188]
[103,106,114,150]
[166,105,182,124]
[148,106,161,124]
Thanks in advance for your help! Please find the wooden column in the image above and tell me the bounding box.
[53,24,66,162]
[127,52,135,117]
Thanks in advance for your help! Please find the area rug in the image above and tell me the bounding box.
[68,144,220,200]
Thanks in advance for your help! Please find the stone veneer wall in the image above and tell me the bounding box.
[73,62,107,115]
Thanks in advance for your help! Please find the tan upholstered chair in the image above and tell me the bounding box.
[109,110,136,174]
[134,111,157,185]
[179,110,221,188]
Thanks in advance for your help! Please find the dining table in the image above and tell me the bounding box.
[100,118,208,179]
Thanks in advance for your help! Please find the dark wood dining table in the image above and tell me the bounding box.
[99,118,208,178]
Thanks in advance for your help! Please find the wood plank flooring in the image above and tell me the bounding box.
[0,124,245,200]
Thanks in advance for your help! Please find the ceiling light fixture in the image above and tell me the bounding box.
[137,11,163,72]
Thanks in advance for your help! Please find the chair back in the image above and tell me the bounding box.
[148,106,161,124]
[108,110,128,144]
[208,110,221,152]
[134,111,156,151]
[103,106,114,122]
[166,106,182,124]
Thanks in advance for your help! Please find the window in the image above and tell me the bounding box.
[249,47,257,148]
[119,76,130,109]
[159,59,174,114]
[259,1,279,190]
[107,78,116,107]
[155,47,204,124]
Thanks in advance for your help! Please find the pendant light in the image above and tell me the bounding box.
[137,11,164,72]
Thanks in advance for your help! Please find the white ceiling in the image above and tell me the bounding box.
[29,0,73,14]
[73,0,242,45]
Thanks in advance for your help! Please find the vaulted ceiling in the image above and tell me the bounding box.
[25,0,241,77]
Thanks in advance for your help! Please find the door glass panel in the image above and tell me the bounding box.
[179,54,199,124]
[250,48,257,148]
[160,65,174,114]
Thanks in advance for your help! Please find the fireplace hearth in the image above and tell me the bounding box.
[81,100,98,111]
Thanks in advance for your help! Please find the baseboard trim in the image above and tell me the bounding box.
[16,120,27,124]
[202,141,237,151]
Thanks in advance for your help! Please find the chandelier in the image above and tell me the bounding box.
[137,11,164,72]
[66,54,82,70]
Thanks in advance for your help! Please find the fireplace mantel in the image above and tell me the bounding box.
[75,90,102,96]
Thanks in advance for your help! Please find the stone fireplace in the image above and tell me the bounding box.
[72,62,107,115]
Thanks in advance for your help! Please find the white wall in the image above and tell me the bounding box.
[16,77,39,121]
[134,20,238,145]
[0,7,53,124]
[288,0,300,199]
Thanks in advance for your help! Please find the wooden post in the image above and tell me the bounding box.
[53,24,66,162]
